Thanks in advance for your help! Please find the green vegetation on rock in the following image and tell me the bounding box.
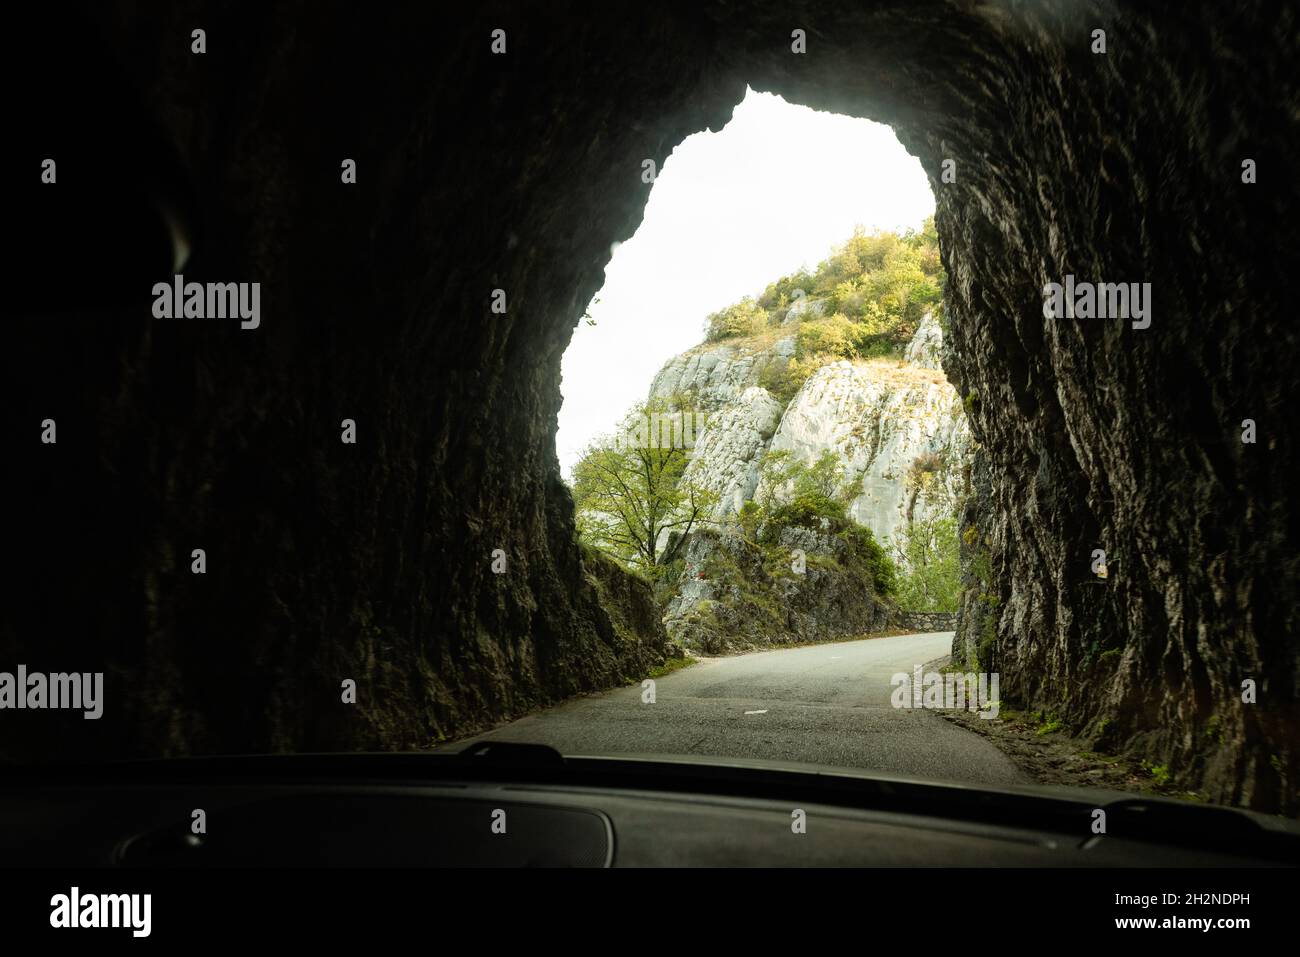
[754,450,898,597]
[705,219,945,365]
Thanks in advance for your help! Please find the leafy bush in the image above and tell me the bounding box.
[755,219,945,361]
[795,312,861,360]
[1144,762,1172,787]
[758,452,842,529]
[757,448,850,508]
[705,296,767,341]
[698,220,945,362]
[764,492,849,534]
[906,451,946,492]
[758,270,815,311]
[751,449,898,598]
[758,356,814,405]
[738,500,762,540]
[840,520,898,596]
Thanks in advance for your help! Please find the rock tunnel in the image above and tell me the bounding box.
[4,1,1296,812]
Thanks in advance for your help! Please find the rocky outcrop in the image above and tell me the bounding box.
[923,9,1299,812]
[653,316,968,544]
[650,344,778,410]
[582,546,681,669]
[760,353,968,548]
[649,317,966,650]
[6,2,1295,812]
[904,313,945,370]
[783,298,827,324]
[663,525,893,654]
[679,387,783,517]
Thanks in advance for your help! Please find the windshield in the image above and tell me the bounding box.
[4,2,1295,836]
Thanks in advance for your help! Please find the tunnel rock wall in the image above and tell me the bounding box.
[4,2,1296,810]
[921,2,1299,813]
[746,0,1299,812]
[4,1,731,758]
[696,1,1298,812]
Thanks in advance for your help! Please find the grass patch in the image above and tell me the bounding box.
[646,656,696,679]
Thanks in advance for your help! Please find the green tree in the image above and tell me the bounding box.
[894,515,960,612]
[571,400,718,574]
[757,448,852,514]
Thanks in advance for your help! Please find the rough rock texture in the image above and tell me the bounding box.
[678,387,783,518]
[650,343,787,411]
[5,1,1296,811]
[924,8,1300,814]
[897,611,960,633]
[651,315,966,543]
[581,547,681,670]
[904,312,946,370]
[663,527,893,653]
[5,1,722,759]
[760,350,968,548]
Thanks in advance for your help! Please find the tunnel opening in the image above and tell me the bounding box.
[557,88,962,655]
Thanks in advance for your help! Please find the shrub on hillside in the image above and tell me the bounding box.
[795,312,862,360]
[757,271,815,311]
[840,520,898,597]
[758,356,814,405]
[704,297,767,341]
[732,219,946,361]
[763,492,849,535]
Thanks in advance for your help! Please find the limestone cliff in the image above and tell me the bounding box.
[651,312,969,650]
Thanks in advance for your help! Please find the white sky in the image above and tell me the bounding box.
[556,88,935,475]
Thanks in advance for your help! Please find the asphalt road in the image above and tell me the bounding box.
[447,632,1028,787]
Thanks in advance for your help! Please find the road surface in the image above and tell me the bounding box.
[446,632,1028,787]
